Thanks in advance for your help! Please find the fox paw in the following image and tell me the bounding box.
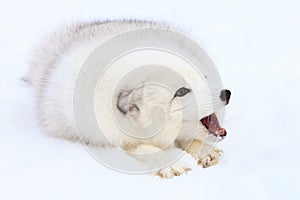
[155,163,191,178]
[197,149,223,168]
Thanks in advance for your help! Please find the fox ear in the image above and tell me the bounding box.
[116,90,131,114]
[116,90,140,115]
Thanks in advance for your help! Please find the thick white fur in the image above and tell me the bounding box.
[26,20,227,178]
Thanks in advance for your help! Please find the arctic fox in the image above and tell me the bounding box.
[25,20,231,178]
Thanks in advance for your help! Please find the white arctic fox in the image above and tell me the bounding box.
[25,20,231,178]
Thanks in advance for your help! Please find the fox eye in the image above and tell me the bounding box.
[174,87,191,97]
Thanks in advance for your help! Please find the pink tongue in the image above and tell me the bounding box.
[200,113,227,137]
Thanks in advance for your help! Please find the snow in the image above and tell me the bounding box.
[0,0,299,199]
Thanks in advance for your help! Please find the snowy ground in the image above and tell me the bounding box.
[0,0,299,199]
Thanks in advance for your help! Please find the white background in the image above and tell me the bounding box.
[0,0,299,199]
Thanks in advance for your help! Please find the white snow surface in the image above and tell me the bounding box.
[0,0,299,199]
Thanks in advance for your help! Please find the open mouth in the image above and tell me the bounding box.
[200,113,227,138]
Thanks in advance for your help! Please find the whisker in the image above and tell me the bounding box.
[170,105,190,112]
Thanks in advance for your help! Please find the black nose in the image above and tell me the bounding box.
[220,89,231,104]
